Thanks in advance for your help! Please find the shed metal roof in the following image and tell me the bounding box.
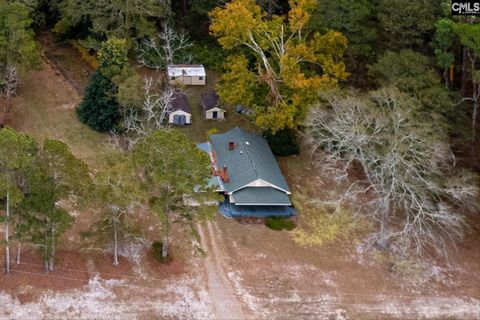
[167,64,206,77]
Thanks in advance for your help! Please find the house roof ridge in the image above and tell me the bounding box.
[236,127,260,183]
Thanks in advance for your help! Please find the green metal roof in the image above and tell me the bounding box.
[232,187,291,205]
[209,127,291,194]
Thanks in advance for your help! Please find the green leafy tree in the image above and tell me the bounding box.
[377,0,441,51]
[55,0,171,49]
[86,155,140,266]
[368,50,455,133]
[98,37,132,81]
[210,0,349,131]
[133,130,218,260]
[0,0,41,98]
[432,18,456,87]
[310,0,378,85]
[77,70,122,132]
[0,127,37,274]
[26,139,91,271]
[24,171,74,272]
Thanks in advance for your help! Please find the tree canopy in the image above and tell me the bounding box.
[210,0,349,131]
[55,0,171,48]
[305,88,479,255]
[0,0,41,72]
[133,130,218,259]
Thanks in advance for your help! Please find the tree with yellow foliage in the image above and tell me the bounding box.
[210,0,349,131]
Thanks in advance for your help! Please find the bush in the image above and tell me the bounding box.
[264,128,300,156]
[151,241,171,264]
[265,217,297,231]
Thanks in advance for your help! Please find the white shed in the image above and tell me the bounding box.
[168,91,192,125]
[167,64,206,86]
[201,90,225,120]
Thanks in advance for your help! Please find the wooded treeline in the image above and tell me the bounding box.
[0,0,479,262]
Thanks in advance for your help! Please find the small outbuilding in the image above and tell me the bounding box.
[201,90,225,120]
[167,64,206,86]
[168,91,192,125]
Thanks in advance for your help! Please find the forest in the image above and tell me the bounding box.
[0,0,479,318]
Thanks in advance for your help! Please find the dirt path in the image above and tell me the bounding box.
[198,221,253,320]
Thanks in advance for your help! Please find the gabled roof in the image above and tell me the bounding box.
[232,187,291,205]
[201,90,221,111]
[209,127,290,194]
[167,64,206,77]
[170,91,191,113]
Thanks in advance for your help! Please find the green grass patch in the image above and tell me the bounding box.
[292,193,370,246]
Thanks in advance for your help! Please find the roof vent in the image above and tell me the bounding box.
[228,141,235,150]
[245,141,250,146]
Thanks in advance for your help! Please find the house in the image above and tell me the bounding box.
[168,91,192,125]
[201,90,225,120]
[198,127,296,218]
[167,64,206,86]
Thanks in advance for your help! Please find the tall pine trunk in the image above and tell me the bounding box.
[113,212,119,266]
[15,207,22,264]
[182,0,188,17]
[162,210,170,260]
[4,190,10,274]
[16,242,21,265]
[461,47,468,96]
[472,86,478,144]
[48,223,56,272]
[162,234,169,260]
[44,217,49,272]
[444,67,449,89]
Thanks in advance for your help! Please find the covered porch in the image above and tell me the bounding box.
[219,197,296,218]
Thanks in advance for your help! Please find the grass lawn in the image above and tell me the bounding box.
[7,60,110,170]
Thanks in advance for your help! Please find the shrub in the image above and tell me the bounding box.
[265,217,297,231]
[71,41,99,69]
[151,241,171,263]
[291,193,371,246]
[264,128,300,156]
[283,219,297,231]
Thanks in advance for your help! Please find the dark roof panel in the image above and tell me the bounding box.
[201,90,220,111]
[170,91,191,113]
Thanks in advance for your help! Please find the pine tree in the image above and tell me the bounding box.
[77,70,121,132]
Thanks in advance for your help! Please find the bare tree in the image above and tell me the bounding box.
[116,77,175,148]
[136,22,193,70]
[305,87,479,257]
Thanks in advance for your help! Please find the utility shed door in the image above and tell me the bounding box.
[173,114,187,125]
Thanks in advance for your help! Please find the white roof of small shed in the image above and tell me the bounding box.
[167,64,206,77]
